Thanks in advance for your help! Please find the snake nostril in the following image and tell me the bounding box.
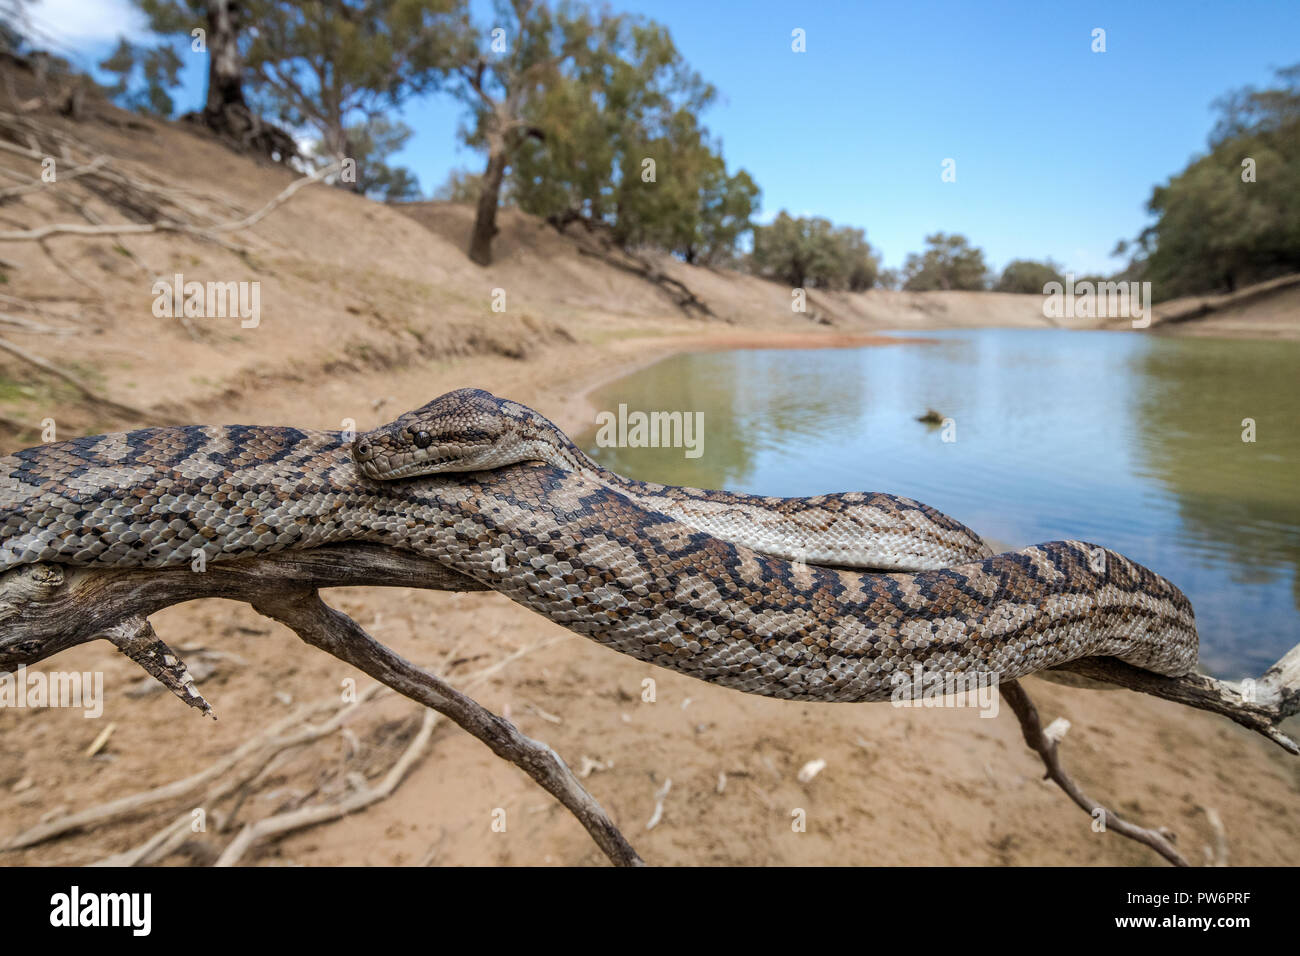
[357,443,370,457]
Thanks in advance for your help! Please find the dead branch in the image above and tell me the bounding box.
[1001,679,1189,866]
[0,312,69,334]
[0,161,340,243]
[0,544,642,867]
[6,691,361,850]
[553,213,715,318]
[0,115,259,250]
[0,154,107,199]
[49,664,421,863]
[0,108,314,264]
[0,414,33,435]
[248,585,642,866]
[0,534,1296,866]
[1053,650,1300,754]
[87,633,568,866]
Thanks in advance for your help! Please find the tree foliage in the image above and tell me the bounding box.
[749,212,880,291]
[99,36,183,117]
[876,268,901,291]
[690,166,759,266]
[498,5,757,265]
[608,113,758,263]
[340,116,424,200]
[100,0,239,117]
[447,0,592,263]
[242,0,468,159]
[995,258,1064,294]
[901,233,989,291]
[433,167,485,202]
[1127,64,1300,298]
[106,1,462,184]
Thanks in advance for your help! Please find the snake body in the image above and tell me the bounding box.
[0,389,1198,701]
[354,389,995,572]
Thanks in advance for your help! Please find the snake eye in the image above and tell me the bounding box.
[414,431,433,449]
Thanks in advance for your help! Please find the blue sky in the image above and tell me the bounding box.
[22,0,1300,274]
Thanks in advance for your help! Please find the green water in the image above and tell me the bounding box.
[581,329,1300,679]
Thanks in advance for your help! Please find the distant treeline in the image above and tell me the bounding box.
[10,1,1297,298]
[1115,64,1300,299]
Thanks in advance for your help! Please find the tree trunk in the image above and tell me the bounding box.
[203,0,246,117]
[468,147,509,267]
[318,119,361,191]
[184,1,297,164]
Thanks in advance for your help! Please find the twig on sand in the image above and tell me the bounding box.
[1001,679,1188,866]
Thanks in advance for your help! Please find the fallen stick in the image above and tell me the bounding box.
[1001,679,1188,866]
[214,707,437,866]
[0,161,340,242]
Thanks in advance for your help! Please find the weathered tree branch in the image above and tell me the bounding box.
[212,706,439,867]
[0,161,340,243]
[0,154,107,199]
[1001,679,1189,866]
[6,685,371,851]
[0,545,643,866]
[1,541,1296,866]
[7,631,561,858]
[248,585,643,866]
[0,335,159,422]
[1051,649,1300,754]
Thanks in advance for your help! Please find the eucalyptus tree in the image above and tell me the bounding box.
[901,233,989,291]
[1132,64,1300,297]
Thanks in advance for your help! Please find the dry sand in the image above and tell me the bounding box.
[0,86,1296,866]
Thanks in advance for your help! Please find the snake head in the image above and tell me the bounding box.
[353,388,539,480]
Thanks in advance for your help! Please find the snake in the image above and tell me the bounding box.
[0,387,1198,701]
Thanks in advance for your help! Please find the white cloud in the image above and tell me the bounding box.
[24,0,146,48]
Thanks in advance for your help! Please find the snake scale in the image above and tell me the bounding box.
[0,387,1197,701]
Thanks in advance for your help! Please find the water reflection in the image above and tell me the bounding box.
[585,349,866,489]
[582,330,1300,678]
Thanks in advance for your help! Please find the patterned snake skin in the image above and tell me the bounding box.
[355,390,996,572]
[0,389,1198,701]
